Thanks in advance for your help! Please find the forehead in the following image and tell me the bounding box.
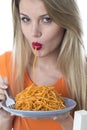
[19,0,47,14]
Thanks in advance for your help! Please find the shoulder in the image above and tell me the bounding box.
[0,51,12,77]
[0,51,12,60]
[0,51,12,65]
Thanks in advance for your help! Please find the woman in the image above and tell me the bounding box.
[0,0,87,130]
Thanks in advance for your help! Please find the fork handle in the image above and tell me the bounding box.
[4,90,9,98]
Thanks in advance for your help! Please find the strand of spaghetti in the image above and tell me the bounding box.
[33,48,37,83]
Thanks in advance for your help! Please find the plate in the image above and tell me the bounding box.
[1,97,76,118]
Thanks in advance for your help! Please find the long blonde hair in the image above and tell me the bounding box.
[12,0,87,109]
[12,0,32,92]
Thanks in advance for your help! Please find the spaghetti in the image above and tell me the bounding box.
[15,84,66,111]
[15,49,66,111]
[33,48,37,83]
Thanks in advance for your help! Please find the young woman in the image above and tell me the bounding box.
[0,0,87,130]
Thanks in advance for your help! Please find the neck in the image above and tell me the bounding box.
[28,49,62,86]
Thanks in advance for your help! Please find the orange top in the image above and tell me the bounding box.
[0,52,71,130]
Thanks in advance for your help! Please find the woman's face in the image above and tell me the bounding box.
[19,0,65,57]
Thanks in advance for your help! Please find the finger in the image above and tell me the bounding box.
[60,115,73,130]
[3,77,8,85]
[0,94,6,100]
[0,84,8,89]
[10,113,15,116]
[0,77,13,99]
[0,89,4,94]
[52,112,70,121]
[0,76,8,89]
[0,102,2,108]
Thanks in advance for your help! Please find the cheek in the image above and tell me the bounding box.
[46,28,65,44]
[56,28,65,42]
[21,25,30,40]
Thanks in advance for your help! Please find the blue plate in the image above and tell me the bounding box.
[1,97,76,118]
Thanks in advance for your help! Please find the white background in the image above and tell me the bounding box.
[0,0,87,54]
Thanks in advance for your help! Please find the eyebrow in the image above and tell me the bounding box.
[20,13,29,17]
[20,13,49,18]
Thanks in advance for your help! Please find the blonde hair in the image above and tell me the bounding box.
[12,0,87,109]
[12,0,32,92]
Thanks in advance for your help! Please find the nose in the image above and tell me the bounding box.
[31,22,42,37]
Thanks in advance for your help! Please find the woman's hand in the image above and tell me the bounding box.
[46,112,73,130]
[0,82,8,108]
[58,113,73,130]
[47,112,73,130]
[33,112,73,130]
[0,81,15,130]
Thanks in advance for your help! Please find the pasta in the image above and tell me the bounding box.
[33,48,37,83]
[15,48,66,111]
[15,84,66,111]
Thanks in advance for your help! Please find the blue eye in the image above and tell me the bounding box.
[20,17,30,23]
[42,17,52,23]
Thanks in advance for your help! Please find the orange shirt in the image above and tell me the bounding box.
[0,52,70,130]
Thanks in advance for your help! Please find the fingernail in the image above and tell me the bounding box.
[4,77,8,84]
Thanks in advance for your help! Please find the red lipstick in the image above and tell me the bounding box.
[32,42,42,50]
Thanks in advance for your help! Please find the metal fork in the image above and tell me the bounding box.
[4,90,15,109]
[0,75,15,109]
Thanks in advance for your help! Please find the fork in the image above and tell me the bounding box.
[0,75,15,109]
[4,90,15,109]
